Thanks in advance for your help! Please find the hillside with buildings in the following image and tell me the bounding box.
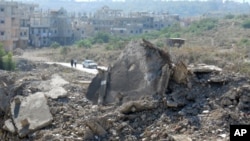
[1,0,250,51]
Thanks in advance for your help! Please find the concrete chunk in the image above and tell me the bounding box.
[45,87,67,99]
[188,64,222,73]
[86,39,172,105]
[3,119,16,133]
[10,93,53,137]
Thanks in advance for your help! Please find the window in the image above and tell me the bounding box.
[0,20,4,24]
[24,32,27,36]
[43,28,46,33]
[0,31,5,36]
[0,8,4,12]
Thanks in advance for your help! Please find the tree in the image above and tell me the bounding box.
[3,52,15,71]
[93,32,110,43]
[0,43,6,69]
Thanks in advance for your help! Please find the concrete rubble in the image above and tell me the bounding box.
[86,39,172,105]
[10,94,53,137]
[0,39,249,141]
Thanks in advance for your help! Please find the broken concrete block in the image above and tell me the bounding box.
[172,61,189,84]
[45,87,67,99]
[188,64,222,73]
[119,100,158,114]
[86,120,107,137]
[169,134,192,141]
[3,119,16,133]
[166,100,178,108]
[86,39,172,105]
[10,93,53,137]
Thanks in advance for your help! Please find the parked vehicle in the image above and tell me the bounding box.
[82,60,98,69]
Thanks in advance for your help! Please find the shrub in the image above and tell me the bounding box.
[242,19,250,29]
[60,47,70,56]
[187,18,218,34]
[0,43,15,71]
[77,39,92,48]
[239,38,250,47]
[224,14,235,19]
[2,52,15,71]
[0,43,5,69]
[50,42,60,49]
[93,32,110,43]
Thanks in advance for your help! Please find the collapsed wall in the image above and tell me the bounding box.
[86,39,173,105]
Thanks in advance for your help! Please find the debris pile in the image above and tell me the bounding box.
[0,39,249,141]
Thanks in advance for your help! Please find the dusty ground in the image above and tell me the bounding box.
[0,42,250,141]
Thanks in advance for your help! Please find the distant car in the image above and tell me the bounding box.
[82,60,98,69]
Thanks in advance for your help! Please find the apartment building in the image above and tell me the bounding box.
[30,8,73,47]
[86,6,179,37]
[0,0,37,51]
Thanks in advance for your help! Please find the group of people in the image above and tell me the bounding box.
[71,59,77,68]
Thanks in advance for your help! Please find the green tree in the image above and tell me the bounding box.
[3,52,15,71]
[0,43,6,69]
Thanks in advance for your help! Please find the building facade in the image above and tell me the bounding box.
[0,1,37,51]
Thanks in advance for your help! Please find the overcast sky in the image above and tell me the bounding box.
[74,0,248,2]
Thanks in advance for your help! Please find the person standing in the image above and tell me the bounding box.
[71,59,74,67]
[74,59,77,68]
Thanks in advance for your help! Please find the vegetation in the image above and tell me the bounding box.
[76,39,92,48]
[60,47,70,56]
[50,42,60,49]
[0,43,15,71]
[242,19,250,29]
[186,18,218,34]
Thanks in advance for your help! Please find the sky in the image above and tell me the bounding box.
[74,0,248,3]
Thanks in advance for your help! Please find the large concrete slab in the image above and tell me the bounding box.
[86,39,172,105]
[10,93,53,137]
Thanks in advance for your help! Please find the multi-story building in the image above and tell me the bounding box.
[0,0,37,51]
[86,6,179,37]
[30,8,73,47]
[0,1,180,50]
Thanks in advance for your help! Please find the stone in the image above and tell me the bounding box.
[3,119,16,133]
[10,93,53,137]
[45,87,67,99]
[169,134,192,141]
[86,120,107,137]
[166,100,178,108]
[188,64,222,73]
[86,39,172,105]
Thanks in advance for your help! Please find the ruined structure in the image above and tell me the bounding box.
[0,2,180,50]
[166,38,185,47]
[86,39,173,105]
[0,1,37,51]
[30,8,73,47]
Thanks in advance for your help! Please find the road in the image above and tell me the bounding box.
[46,62,107,75]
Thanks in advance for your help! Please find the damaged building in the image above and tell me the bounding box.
[0,0,37,51]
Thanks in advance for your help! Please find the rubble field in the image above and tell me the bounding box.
[0,39,249,141]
